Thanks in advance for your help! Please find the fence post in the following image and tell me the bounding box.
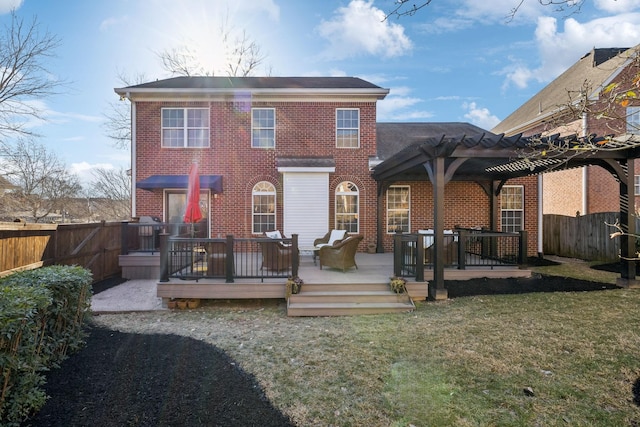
[120,221,129,255]
[159,233,169,282]
[393,233,402,277]
[518,230,528,267]
[225,235,234,283]
[292,234,299,278]
[415,233,424,282]
[457,229,466,270]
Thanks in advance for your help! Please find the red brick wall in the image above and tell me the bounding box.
[377,176,539,256]
[134,99,378,250]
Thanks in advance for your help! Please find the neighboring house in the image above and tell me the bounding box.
[115,76,541,257]
[492,46,640,216]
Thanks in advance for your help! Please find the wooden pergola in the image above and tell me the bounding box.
[371,131,640,300]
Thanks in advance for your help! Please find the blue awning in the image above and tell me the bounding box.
[136,175,223,193]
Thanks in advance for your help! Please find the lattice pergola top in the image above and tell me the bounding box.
[371,130,640,183]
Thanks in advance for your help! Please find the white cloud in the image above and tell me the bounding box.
[377,86,433,121]
[71,161,118,186]
[503,13,640,89]
[594,0,640,13]
[317,0,412,60]
[100,15,129,32]
[0,0,22,14]
[463,102,500,130]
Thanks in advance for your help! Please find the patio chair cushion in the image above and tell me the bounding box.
[265,230,283,239]
[313,229,347,248]
[318,234,364,272]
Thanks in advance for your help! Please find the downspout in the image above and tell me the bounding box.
[130,96,137,218]
[538,174,543,257]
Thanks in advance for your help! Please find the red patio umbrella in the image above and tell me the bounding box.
[183,163,203,232]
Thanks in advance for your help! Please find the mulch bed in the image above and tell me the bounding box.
[23,326,294,427]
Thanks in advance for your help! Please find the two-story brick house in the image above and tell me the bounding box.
[492,46,640,216]
[115,76,542,260]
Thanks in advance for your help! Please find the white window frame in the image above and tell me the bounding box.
[335,181,359,233]
[500,185,524,233]
[627,106,640,134]
[336,108,360,148]
[161,108,210,148]
[251,108,275,148]
[252,181,276,234]
[635,175,640,196]
[387,185,410,233]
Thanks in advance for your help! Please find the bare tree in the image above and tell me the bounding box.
[103,72,148,150]
[1,138,81,222]
[0,11,63,140]
[87,167,131,220]
[157,16,267,77]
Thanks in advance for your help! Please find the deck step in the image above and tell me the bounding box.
[287,282,415,316]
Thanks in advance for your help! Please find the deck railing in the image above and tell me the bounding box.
[393,228,527,280]
[157,233,299,283]
[120,221,200,254]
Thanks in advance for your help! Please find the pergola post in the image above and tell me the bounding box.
[617,158,639,287]
[429,157,448,300]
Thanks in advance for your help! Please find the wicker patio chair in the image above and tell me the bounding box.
[318,234,364,272]
[261,230,297,272]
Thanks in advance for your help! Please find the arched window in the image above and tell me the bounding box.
[252,181,276,234]
[335,181,358,233]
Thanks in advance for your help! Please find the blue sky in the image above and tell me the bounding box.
[4,0,640,185]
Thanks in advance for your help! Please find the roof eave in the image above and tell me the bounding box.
[114,87,390,101]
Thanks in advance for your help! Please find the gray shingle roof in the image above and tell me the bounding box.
[376,122,490,160]
[120,76,385,90]
[492,47,635,135]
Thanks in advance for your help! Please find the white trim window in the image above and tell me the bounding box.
[252,108,275,148]
[627,106,640,134]
[162,108,209,147]
[635,175,640,195]
[501,185,524,233]
[336,108,359,148]
[335,181,359,233]
[252,181,276,234]
[387,185,410,233]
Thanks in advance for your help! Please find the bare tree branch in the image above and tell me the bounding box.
[103,72,147,149]
[0,11,63,139]
[386,0,585,21]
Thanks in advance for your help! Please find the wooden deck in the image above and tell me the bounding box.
[156,252,531,315]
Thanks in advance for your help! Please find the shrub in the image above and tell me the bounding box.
[0,265,92,425]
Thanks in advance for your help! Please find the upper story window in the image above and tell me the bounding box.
[252,181,276,234]
[336,108,359,148]
[627,106,640,134]
[387,185,410,233]
[252,108,275,148]
[635,175,640,195]
[500,185,524,233]
[162,108,209,148]
[335,181,359,233]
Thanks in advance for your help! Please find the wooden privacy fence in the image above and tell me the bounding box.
[543,212,631,262]
[0,221,122,283]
